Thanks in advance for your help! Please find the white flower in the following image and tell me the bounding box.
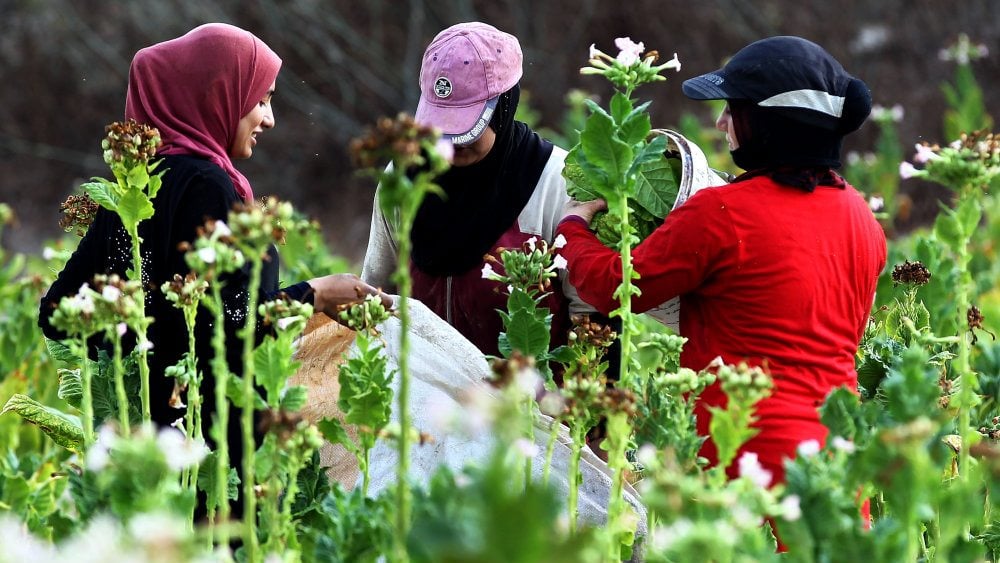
[102,285,121,302]
[454,473,473,488]
[515,366,543,397]
[276,315,303,332]
[197,247,217,264]
[588,43,601,60]
[636,443,658,467]
[116,322,127,337]
[43,246,57,260]
[128,511,187,549]
[213,220,232,237]
[913,143,939,164]
[797,439,821,457]
[86,425,119,471]
[434,138,455,163]
[737,451,772,488]
[661,52,682,73]
[481,263,499,280]
[513,437,540,458]
[891,104,905,122]
[551,254,568,270]
[651,519,693,552]
[830,436,857,454]
[525,236,538,252]
[868,195,885,213]
[136,339,154,352]
[157,427,209,471]
[552,234,567,249]
[0,515,57,562]
[614,37,644,66]
[779,494,802,521]
[538,392,566,417]
[899,161,918,180]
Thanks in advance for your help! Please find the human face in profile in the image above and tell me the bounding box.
[451,126,496,167]
[716,104,739,151]
[230,81,276,159]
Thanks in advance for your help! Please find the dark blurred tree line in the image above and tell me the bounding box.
[1,0,997,263]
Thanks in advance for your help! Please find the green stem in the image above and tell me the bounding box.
[542,419,560,485]
[604,411,629,562]
[76,340,95,447]
[393,215,414,563]
[241,257,264,559]
[524,396,534,491]
[361,445,371,497]
[567,424,586,535]
[125,223,151,424]
[111,332,130,435]
[208,284,231,548]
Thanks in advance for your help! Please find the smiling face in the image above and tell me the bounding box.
[716,104,739,151]
[229,81,276,159]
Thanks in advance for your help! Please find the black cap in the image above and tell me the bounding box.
[682,36,871,133]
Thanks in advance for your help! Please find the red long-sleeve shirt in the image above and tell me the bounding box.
[557,174,886,479]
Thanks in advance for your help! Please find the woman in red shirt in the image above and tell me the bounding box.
[557,36,887,485]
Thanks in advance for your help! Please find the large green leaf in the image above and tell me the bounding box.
[609,92,633,125]
[81,179,118,212]
[619,107,652,147]
[580,109,633,185]
[57,368,82,409]
[1,394,83,451]
[317,417,358,454]
[116,189,155,230]
[633,154,680,219]
[503,309,551,358]
[45,339,79,364]
[254,340,291,406]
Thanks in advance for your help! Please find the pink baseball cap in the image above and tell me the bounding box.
[415,22,522,145]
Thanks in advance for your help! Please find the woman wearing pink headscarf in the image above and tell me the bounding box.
[40,24,383,436]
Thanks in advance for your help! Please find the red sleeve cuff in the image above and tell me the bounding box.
[558,215,590,229]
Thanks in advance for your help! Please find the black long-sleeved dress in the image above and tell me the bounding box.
[39,154,312,472]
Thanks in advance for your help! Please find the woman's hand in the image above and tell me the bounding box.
[561,198,607,225]
[307,274,393,319]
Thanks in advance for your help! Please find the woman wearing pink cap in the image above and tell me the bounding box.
[40,24,384,440]
[363,22,593,357]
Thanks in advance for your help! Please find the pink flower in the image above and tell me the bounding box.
[614,37,645,66]
[899,161,918,180]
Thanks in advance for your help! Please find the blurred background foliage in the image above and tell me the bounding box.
[1,0,998,264]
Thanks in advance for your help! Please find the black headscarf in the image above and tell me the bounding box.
[411,84,554,275]
[727,77,872,192]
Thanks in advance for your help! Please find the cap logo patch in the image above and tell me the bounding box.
[704,73,725,86]
[433,77,452,98]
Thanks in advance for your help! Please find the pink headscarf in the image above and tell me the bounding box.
[125,23,282,201]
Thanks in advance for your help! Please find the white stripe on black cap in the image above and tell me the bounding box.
[757,89,846,118]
